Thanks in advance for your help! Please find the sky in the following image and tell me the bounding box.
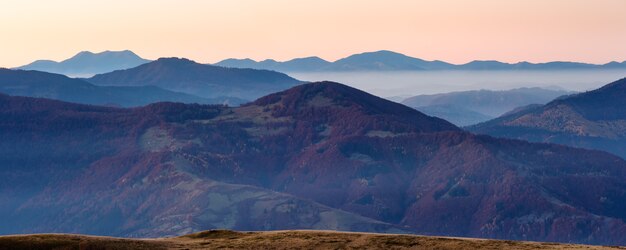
[1,0,626,67]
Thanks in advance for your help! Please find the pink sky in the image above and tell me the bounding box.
[1,0,625,67]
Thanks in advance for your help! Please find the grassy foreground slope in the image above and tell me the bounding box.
[0,230,623,250]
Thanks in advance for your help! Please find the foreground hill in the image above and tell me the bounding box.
[2,82,626,245]
[1,230,621,250]
[15,50,150,77]
[469,78,626,159]
[401,87,574,126]
[87,57,302,100]
[0,68,243,107]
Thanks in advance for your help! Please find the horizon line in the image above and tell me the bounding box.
[8,49,626,69]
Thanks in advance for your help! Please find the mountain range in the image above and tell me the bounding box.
[216,50,626,72]
[15,50,150,77]
[2,81,626,245]
[400,88,575,126]
[86,57,303,101]
[216,56,331,72]
[0,68,244,107]
[469,78,626,159]
[16,50,625,77]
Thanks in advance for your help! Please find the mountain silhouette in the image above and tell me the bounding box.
[16,50,150,77]
[213,50,626,72]
[0,68,245,107]
[87,57,302,100]
[217,56,331,72]
[327,50,453,71]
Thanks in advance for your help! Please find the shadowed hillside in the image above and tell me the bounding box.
[469,78,626,158]
[1,82,626,245]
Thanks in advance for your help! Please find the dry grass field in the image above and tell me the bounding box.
[0,230,624,250]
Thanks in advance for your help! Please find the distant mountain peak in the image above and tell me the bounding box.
[295,56,326,60]
[16,50,150,76]
[69,50,142,60]
[153,57,196,64]
[340,50,419,60]
[328,50,454,71]
[260,59,278,63]
[75,51,95,56]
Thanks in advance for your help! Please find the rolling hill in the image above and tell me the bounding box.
[86,57,302,100]
[468,78,626,159]
[1,82,626,245]
[15,50,150,77]
[0,68,242,107]
[16,50,626,76]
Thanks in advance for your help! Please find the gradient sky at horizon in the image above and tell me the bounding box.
[1,0,626,67]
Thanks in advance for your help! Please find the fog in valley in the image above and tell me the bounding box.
[289,69,626,98]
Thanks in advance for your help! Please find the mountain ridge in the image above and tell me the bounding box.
[17,50,626,75]
[86,57,303,101]
[0,68,243,107]
[215,50,626,72]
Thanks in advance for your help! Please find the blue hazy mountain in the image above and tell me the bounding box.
[216,50,454,71]
[325,50,454,71]
[217,56,331,72]
[214,50,626,72]
[16,50,151,77]
[18,50,625,75]
[87,57,302,100]
[0,68,244,107]
[401,87,575,126]
[458,60,602,70]
[468,78,626,159]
